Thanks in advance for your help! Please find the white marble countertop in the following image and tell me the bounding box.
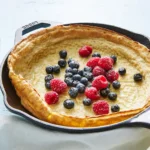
[0,0,150,149]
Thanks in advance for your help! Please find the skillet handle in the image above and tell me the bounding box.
[14,20,61,44]
[127,108,150,129]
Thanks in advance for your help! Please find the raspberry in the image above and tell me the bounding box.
[86,57,101,69]
[93,100,109,115]
[98,57,113,71]
[45,91,59,105]
[85,46,93,53]
[85,87,100,100]
[92,75,108,90]
[92,66,105,77]
[50,78,67,93]
[79,45,93,57]
[106,70,119,82]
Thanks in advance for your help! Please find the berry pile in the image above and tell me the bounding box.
[64,59,94,98]
[44,50,68,105]
[43,45,143,115]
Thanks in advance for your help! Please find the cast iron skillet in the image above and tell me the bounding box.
[1,21,150,133]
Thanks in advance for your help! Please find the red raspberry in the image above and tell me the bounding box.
[45,91,59,105]
[86,57,101,69]
[92,66,105,77]
[85,87,100,100]
[92,75,108,90]
[106,69,119,82]
[93,100,109,115]
[50,78,67,94]
[79,45,93,57]
[98,57,113,71]
[85,46,93,53]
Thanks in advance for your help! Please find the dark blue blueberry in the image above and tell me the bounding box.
[108,92,117,100]
[72,74,81,81]
[59,50,67,59]
[78,70,84,76]
[83,72,93,81]
[111,104,120,112]
[68,87,78,98]
[45,74,54,82]
[45,82,51,89]
[80,77,88,86]
[64,77,73,86]
[118,67,126,75]
[69,61,79,69]
[100,88,110,97]
[112,81,121,89]
[76,83,85,93]
[72,80,80,87]
[45,66,53,74]
[83,98,92,106]
[58,59,67,68]
[134,73,143,82]
[72,68,78,74]
[68,58,74,64]
[83,66,92,72]
[63,99,74,109]
[53,65,60,73]
[65,72,73,78]
[110,55,117,64]
[65,67,73,73]
[92,52,101,57]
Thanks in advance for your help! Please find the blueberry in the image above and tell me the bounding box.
[59,50,67,59]
[111,104,120,112]
[64,77,73,86]
[92,52,101,57]
[84,66,92,72]
[118,67,126,75]
[69,61,79,69]
[65,72,73,78]
[110,55,117,64]
[76,83,85,93]
[45,82,51,89]
[58,59,67,68]
[112,81,121,89]
[63,99,74,109]
[72,80,80,87]
[78,70,84,76]
[68,58,74,64]
[134,73,143,82]
[83,72,93,81]
[72,74,81,81]
[80,77,88,86]
[65,67,73,73]
[108,92,117,100]
[53,65,60,73]
[83,98,92,106]
[45,66,53,74]
[72,68,78,74]
[45,74,54,82]
[68,87,78,98]
[100,88,110,97]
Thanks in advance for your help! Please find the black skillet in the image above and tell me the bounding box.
[1,21,150,133]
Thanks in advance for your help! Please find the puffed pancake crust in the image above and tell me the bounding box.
[8,25,150,127]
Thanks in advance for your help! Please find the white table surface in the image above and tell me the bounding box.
[0,0,150,149]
